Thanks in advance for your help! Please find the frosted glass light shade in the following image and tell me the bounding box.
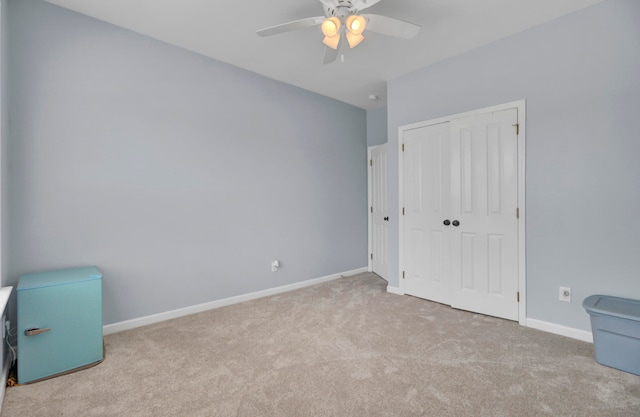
[346,31,364,48]
[323,34,340,49]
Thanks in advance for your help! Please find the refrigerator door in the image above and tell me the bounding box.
[17,267,103,384]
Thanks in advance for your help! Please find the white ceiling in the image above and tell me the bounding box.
[42,0,604,110]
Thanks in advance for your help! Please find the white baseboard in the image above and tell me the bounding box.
[386,286,405,296]
[526,318,593,343]
[103,267,368,335]
[381,288,592,343]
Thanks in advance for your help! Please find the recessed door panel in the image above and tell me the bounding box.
[430,231,443,283]
[461,233,476,290]
[408,229,425,280]
[488,234,504,294]
[488,125,503,214]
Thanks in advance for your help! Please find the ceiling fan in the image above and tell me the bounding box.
[257,0,420,64]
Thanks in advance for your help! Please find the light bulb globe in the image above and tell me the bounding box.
[346,15,366,36]
[321,17,341,38]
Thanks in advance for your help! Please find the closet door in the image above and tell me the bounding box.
[403,122,452,305]
[449,109,519,320]
[401,108,520,321]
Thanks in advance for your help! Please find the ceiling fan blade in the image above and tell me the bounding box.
[362,14,420,39]
[322,45,339,64]
[257,16,324,37]
[350,0,383,11]
[319,0,335,13]
[322,29,346,65]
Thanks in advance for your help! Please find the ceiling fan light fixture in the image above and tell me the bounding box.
[321,17,341,38]
[346,15,366,36]
[323,34,341,49]
[346,31,364,48]
[256,0,421,65]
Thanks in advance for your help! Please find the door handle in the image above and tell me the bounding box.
[443,219,451,226]
[452,220,460,227]
[384,216,389,221]
[25,327,51,336]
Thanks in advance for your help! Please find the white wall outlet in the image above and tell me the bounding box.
[559,286,571,302]
[271,260,280,272]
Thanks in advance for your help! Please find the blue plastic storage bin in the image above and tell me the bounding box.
[583,294,640,376]
[17,266,104,384]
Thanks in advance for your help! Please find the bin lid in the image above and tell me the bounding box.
[18,266,102,291]
[583,294,640,321]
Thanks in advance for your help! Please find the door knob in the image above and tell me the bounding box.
[452,220,460,227]
[443,220,451,226]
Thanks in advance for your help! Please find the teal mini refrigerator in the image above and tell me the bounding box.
[17,266,104,384]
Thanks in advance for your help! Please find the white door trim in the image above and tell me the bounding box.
[398,100,527,326]
[367,145,375,273]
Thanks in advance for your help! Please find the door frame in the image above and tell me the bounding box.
[368,144,388,279]
[398,100,526,326]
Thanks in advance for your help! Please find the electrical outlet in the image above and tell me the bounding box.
[559,286,571,302]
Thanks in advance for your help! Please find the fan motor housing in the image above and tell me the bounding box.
[327,1,358,18]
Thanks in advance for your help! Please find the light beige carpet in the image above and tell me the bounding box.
[2,272,640,416]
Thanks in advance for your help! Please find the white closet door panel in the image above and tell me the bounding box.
[450,109,519,321]
[403,122,451,305]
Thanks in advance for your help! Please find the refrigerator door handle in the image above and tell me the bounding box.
[25,327,51,336]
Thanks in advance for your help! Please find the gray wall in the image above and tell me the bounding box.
[366,106,387,147]
[7,0,367,325]
[0,0,8,376]
[387,0,640,331]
